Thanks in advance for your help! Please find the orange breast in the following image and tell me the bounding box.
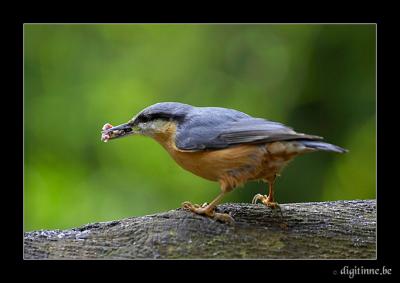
[152,122,299,190]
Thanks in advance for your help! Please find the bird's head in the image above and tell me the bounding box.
[101,102,193,142]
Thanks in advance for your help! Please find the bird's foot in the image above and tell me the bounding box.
[181,201,234,224]
[251,194,280,209]
[201,202,209,208]
[252,194,285,224]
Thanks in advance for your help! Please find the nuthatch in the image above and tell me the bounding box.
[101,102,347,223]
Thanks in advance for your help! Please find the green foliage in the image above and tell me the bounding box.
[24,24,376,231]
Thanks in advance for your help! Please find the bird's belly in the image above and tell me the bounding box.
[168,144,265,182]
[164,142,298,186]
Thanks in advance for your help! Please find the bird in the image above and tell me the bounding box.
[101,102,347,223]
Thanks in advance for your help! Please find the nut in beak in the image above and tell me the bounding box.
[101,122,134,142]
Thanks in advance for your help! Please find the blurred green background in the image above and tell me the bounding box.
[24,24,376,231]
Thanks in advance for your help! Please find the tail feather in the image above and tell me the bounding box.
[299,140,348,153]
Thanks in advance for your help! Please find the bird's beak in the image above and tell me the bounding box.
[101,122,136,142]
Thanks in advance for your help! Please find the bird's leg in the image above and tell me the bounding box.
[252,176,280,209]
[182,192,234,224]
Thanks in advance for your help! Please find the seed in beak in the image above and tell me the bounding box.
[101,133,110,142]
[102,123,113,131]
[101,123,113,142]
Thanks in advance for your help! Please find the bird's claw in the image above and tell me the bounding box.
[181,201,234,225]
[252,193,263,204]
[182,201,201,210]
[252,194,280,209]
[182,201,209,214]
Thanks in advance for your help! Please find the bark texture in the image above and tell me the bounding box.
[24,200,376,259]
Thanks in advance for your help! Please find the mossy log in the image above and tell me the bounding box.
[24,200,376,259]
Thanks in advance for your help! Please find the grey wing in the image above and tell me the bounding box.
[176,117,323,151]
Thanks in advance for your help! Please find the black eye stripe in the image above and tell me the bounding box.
[136,112,183,124]
[138,113,168,122]
[136,114,150,123]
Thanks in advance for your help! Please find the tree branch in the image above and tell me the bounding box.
[24,200,376,259]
